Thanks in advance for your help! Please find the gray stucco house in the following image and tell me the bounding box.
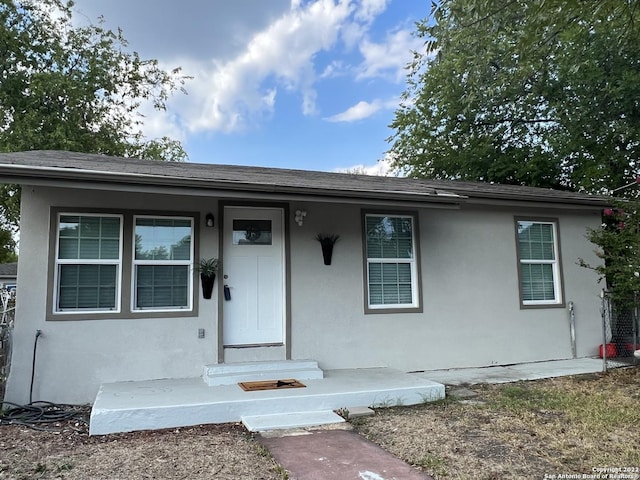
[0,151,607,405]
[0,262,17,291]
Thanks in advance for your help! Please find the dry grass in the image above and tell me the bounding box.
[0,423,285,479]
[0,368,638,479]
[352,367,640,479]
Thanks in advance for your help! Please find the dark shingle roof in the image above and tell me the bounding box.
[0,150,609,208]
[0,263,17,277]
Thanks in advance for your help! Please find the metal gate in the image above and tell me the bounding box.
[600,290,639,372]
[0,288,15,402]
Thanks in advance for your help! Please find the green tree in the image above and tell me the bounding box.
[0,0,189,252]
[0,227,17,263]
[389,0,640,194]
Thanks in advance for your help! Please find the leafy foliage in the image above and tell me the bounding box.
[0,0,190,255]
[580,197,640,306]
[0,227,17,262]
[196,258,219,278]
[389,0,640,194]
[0,0,188,157]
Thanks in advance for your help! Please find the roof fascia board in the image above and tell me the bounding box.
[461,197,607,210]
[0,164,464,205]
[16,179,464,210]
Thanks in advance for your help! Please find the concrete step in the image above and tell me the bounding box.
[203,360,324,386]
[242,410,345,432]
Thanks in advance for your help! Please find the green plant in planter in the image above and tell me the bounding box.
[196,258,219,299]
[197,257,219,277]
[316,234,339,265]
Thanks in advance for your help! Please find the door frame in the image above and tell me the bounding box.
[217,201,291,363]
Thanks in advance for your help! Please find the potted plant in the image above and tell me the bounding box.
[196,257,219,299]
[316,233,339,265]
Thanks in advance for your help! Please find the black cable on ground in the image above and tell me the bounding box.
[0,401,89,432]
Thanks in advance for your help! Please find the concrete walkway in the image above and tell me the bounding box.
[260,428,432,480]
[416,357,606,386]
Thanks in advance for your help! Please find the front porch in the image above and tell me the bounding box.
[89,362,445,435]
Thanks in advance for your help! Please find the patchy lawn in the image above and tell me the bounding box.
[0,422,284,479]
[353,367,640,480]
[0,367,638,479]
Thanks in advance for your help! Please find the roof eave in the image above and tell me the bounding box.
[0,164,466,206]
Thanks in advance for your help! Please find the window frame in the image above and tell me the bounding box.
[131,215,194,312]
[53,212,124,314]
[362,210,422,314]
[47,208,199,321]
[514,217,565,309]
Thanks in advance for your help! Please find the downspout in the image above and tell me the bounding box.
[568,301,576,359]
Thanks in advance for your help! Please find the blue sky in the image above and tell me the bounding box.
[71,0,427,173]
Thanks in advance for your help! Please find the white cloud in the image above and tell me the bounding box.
[182,0,355,133]
[340,0,389,48]
[325,96,398,122]
[166,0,410,134]
[100,0,412,137]
[325,100,381,122]
[357,28,422,82]
[319,60,346,79]
[334,155,396,176]
[355,0,389,23]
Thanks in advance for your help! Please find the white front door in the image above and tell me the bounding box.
[222,206,285,346]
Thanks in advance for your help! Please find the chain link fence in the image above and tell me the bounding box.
[1,288,15,403]
[600,290,639,372]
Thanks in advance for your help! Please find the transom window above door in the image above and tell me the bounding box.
[232,219,272,245]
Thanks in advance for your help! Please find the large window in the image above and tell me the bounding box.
[51,210,196,318]
[133,216,193,310]
[364,213,420,312]
[55,214,122,312]
[515,219,563,307]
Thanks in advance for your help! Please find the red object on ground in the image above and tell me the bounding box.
[599,343,617,358]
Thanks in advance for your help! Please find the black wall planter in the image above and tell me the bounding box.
[321,243,334,265]
[316,234,339,266]
[201,274,215,299]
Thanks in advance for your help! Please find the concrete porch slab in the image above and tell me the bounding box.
[89,367,445,435]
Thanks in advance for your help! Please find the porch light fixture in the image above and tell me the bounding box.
[294,209,307,226]
[205,213,215,228]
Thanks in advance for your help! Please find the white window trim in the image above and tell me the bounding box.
[131,215,195,313]
[517,219,563,307]
[365,213,420,311]
[53,212,123,314]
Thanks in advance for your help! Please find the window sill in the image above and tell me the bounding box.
[365,306,423,315]
[520,302,565,310]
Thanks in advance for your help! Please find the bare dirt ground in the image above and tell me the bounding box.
[1,367,638,480]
